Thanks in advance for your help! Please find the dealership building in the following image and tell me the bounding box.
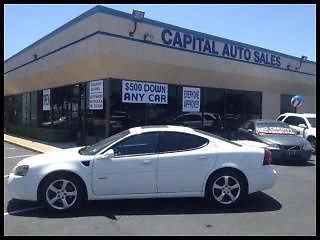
[4,5,316,144]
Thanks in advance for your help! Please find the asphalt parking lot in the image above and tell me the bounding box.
[4,142,316,236]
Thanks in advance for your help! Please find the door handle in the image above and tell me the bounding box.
[198,155,208,160]
[141,160,152,164]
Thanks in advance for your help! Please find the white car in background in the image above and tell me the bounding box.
[276,113,316,151]
[7,125,277,212]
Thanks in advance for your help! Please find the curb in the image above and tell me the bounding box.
[4,134,61,153]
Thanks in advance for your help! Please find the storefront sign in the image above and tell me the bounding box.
[89,80,103,110]
[122,80,168,104]
[182,87,200,112]
[43,89,51,111]
[161,29,281,67]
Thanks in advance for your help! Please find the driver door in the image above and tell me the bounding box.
[92,132,159,196]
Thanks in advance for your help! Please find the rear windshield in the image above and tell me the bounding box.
[194,129,242,147]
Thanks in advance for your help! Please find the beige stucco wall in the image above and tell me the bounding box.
[262,92,281,119]
[298,94,316,114]
[4,7,316,116]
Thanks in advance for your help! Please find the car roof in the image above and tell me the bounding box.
[280,113,316,118]
[129,125,196,134]
[249,119,285,124]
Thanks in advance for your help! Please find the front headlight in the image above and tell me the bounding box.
[14,165,29,176]
[303,142,314,151]
[268,143,280,149]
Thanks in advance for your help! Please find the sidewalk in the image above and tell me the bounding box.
[4,133,77,153]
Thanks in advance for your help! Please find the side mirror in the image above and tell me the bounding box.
[298,124,307,129]
[248,129,254,134]
[97,149,114,160]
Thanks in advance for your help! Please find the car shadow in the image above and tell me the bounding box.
[6,191,282,220]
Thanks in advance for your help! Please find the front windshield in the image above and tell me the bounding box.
[307,117,316,128]
[256,122,295,135]
[79,129,130,155]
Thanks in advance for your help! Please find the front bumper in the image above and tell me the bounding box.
[7,173,42,201]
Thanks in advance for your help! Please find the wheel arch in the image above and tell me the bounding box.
[203,167,249,197]
[37,170,88,202]
[306,135,316,141]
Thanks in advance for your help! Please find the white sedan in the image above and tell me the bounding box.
[7,125,277,212]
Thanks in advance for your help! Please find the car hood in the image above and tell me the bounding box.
[16,147,94,167]
[256,134,307,146]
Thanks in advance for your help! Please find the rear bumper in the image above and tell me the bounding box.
[269,149,312,161]
[245,166,277,194]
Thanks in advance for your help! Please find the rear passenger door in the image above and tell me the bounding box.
[156,132,212,193]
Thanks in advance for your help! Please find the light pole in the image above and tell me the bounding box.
[295,55,308,71]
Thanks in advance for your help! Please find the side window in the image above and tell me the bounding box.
[157,132,208,153]
[112,132,158,156]
[189,115,202,121]
[248,122,254,131]
[295,117,306,126]
[242,121,254,130]
[284,116,296,126]
[176,115,187,122]
[204,114,214,121]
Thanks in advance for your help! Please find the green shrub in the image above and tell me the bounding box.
[7,125,75,142]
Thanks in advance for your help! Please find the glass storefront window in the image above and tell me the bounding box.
[203,87,225,133]
[4,94,22,127]
[109,79,262,140]
[4,77,262,143]
[110,79,147,135]
[30,92,38,127]
[22,92,30,126]
[225,89,244,132]
[146,85,177,126]
[244,91,261,121]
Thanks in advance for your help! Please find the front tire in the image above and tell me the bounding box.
[307,137,316,154]
[206,169,247,208]
[39,173,85,213]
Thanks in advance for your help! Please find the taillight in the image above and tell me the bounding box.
[263,148,272,165]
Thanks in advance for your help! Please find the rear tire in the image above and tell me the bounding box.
[39,173,85,213]
[206,169,247,208]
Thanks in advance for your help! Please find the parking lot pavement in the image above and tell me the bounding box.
[3,143,316,235]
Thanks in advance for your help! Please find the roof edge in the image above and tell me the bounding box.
[5,5,316,65]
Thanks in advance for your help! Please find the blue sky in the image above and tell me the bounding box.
[4,4,316,62]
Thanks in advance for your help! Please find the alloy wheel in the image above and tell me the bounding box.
[45,179,78,210]
[212,175,241,205]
